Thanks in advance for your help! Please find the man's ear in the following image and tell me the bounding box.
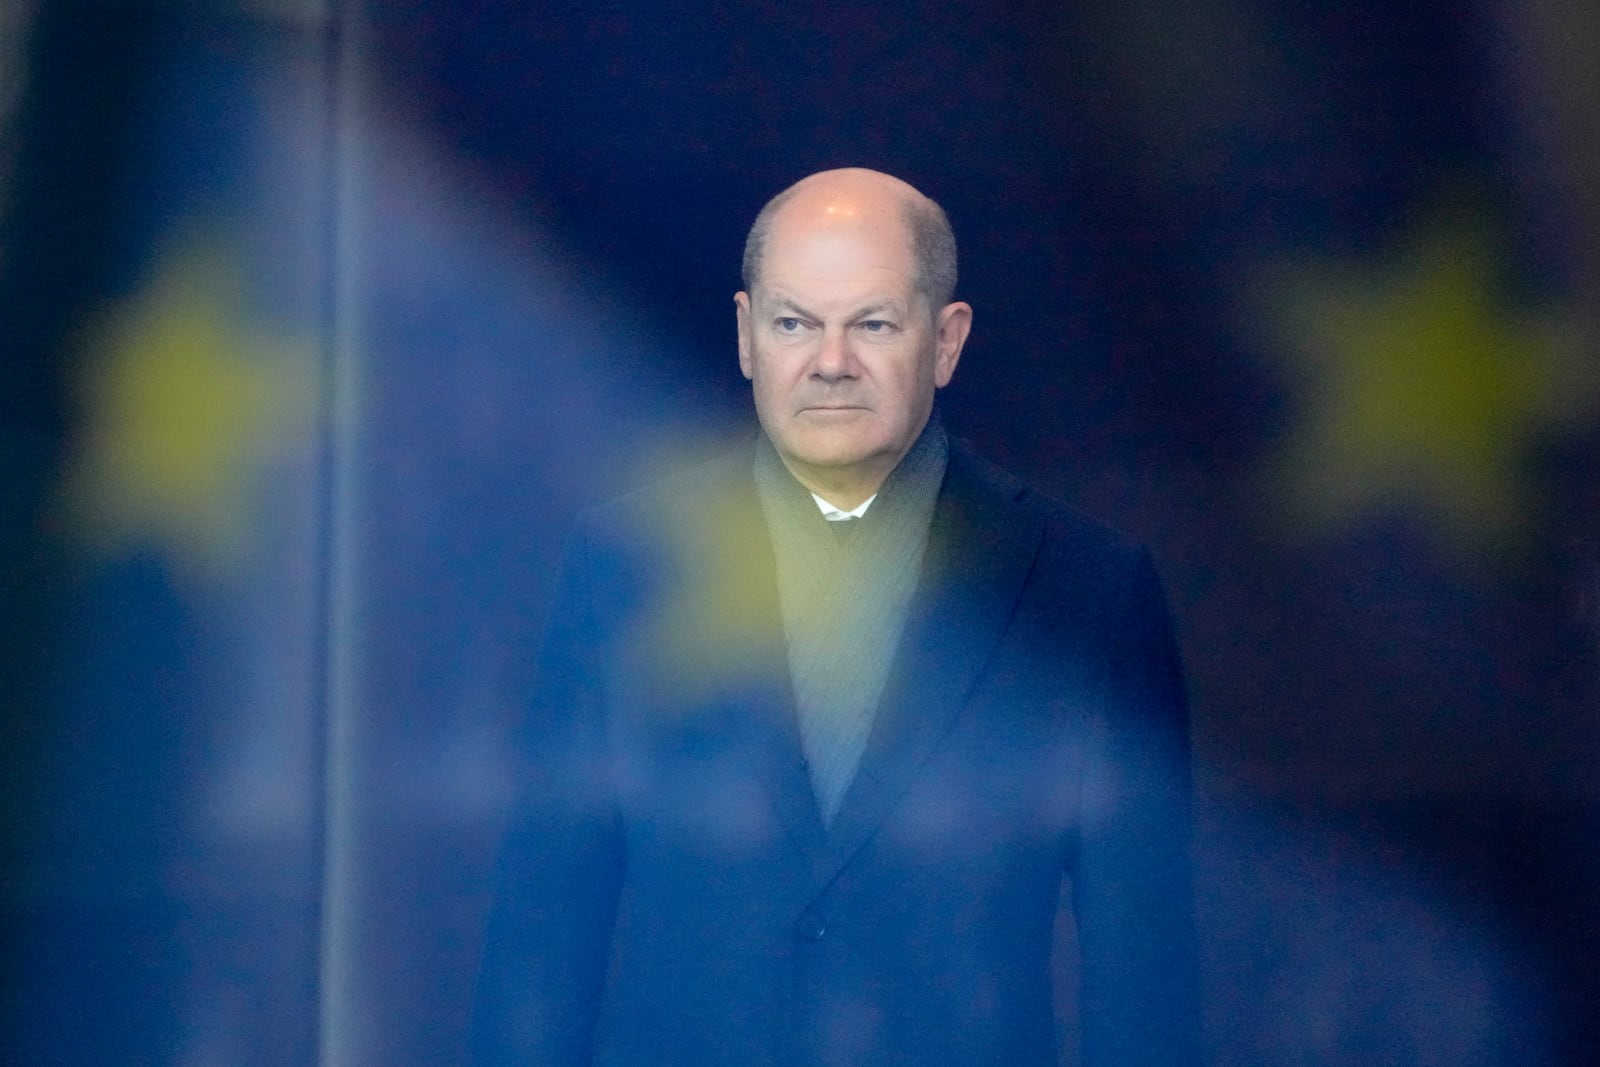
[734,291,754,380]
[933,301,972,388]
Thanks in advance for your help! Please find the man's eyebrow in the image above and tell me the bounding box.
[848,302,903,320]
[768,296,820,320]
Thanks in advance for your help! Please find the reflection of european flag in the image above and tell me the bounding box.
[1254,203,1595,548]
[14,224,325,1065]
[61,234,314,579]
[5,5,331,1058]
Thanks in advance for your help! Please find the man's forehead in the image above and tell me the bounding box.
[763,201,915,277]
[754,248,916,304]
[768,186,913,242]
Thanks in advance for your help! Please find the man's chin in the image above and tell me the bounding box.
[779,435,881,476]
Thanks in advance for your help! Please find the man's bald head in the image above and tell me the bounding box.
[741,168,958,314]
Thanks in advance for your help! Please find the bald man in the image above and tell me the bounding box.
[474,169,1202,1066]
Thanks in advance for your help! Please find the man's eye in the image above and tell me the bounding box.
[775,317,803,333]
[860,320,893,333]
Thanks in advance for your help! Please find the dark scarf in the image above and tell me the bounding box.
[752,412,948,824]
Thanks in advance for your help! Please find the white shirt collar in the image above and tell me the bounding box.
[811,492,875,522]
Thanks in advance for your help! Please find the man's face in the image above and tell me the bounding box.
[735,204,969,498]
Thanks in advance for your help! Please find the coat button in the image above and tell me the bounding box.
[793,909,827,943]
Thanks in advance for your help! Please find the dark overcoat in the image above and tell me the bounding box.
[473,438,1202,1066]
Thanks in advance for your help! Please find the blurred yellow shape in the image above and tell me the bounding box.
[633,485,790,709]
[63,234,314,577]
[1260,208,1593,547]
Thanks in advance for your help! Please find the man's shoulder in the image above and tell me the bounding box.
[570,438,758,554]
[947,438,1143,565]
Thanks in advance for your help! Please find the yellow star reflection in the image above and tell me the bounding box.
[1255,209,1594,547]
[62,235,315,578]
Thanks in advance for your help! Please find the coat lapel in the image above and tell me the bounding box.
[689,456,829,859]
[810,443,1044,892]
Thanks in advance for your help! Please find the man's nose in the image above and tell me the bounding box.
[811,328,857,381]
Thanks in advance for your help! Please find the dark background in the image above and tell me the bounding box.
[3,1,1597,1063]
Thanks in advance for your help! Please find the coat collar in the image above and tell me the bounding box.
[714,438,1046,892]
